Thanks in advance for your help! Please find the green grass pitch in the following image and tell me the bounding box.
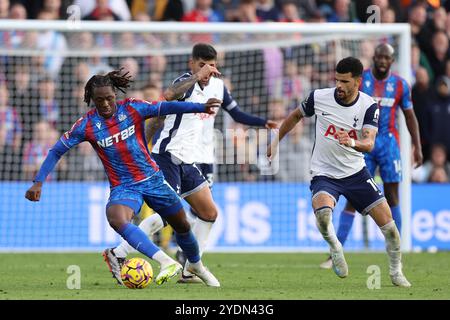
[0,252,449,300]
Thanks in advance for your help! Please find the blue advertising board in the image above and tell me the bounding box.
[1,183,449,251]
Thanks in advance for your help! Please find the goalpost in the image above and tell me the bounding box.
[0,20,411,252]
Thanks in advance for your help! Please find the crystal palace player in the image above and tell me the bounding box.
[25,69,220,287]
[106,43,277,284]
[269,57,411,287]
[320,44,423,269]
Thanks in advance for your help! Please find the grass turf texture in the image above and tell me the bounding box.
[0,252,448,300]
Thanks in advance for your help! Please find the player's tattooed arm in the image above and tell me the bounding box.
[337,127,376,152]
[164,75,200,101]
[164,65,221,101]
[145,116,165,142]
[356,127,376,152]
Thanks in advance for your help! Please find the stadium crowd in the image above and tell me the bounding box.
[0,0,450,183]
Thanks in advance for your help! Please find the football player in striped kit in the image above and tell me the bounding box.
[25,69,221,287]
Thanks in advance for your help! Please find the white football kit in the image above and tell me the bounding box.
[299,88,379,179]
[152,73,237,164]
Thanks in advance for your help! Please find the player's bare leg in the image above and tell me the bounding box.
[165,208,220,287]
[369,201,411,287]
[104,204,179,286]
[313,193,348,278]
[177,185,218,283]
[384,182,402,233]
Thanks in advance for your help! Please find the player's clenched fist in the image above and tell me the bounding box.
[197,64,221,80]
[204,98,222,114]
[25,182,42,201]
[336,131,354,147]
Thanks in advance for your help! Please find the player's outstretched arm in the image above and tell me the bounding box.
[226,105,279,129]
[25,140,69,202]
[164,65,221,101]
[336,127,377,153]
[403,108,423,168]
[158,98,222,116]
[267,108,303,159]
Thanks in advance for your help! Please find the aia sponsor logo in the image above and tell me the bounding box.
[324,124,357,140]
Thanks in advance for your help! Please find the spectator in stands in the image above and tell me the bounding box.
[275,60,311,109]
[9,2,27,20]
[279,1,304,22]
[0,0,9,19]
[428,166,449,183]
[267,97,287,125]
[83,0,121,20]
[256,0,280,22]
[235,0,260,22]
[150,0,184,21]
[142,82,164,101]
[427,76,450,160]
[381,6,396,23]
[359,39,375,69]
[65,141,106,181]
[213,0,240,21]
[9,64,37,142]
[41,0,63,20]
[37,75,60,128]
[75,0,131,21]
[427,31,450,81]
[409,3,433,58]
[413,143,450,183]
[182,0,224,22]
[323,0,359,23]
[276,120,312,182]
[22,120,61,181]
[36,10,68,78]
[0,81,22,180]
[412,66,433,158]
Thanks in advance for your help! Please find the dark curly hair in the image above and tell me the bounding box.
[83,68,133,106]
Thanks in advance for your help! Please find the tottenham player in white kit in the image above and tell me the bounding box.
[104,43,277,285]
[269,57,411,287]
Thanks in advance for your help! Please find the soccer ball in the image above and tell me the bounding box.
[120,257,153,289]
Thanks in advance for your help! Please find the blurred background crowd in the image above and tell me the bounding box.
[0,0,450,184]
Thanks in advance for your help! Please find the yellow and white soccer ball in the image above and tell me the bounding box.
[120,257,153,289]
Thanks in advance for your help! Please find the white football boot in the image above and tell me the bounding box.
[330,244,348,278]
[186,261,220,287]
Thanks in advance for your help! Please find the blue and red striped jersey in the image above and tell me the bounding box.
[360,69,412,142]
[61,98,160,187]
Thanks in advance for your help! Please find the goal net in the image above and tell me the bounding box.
[0,21,411,252]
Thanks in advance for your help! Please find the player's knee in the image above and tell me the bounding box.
[194,205,217,222]
[106,212,128,232]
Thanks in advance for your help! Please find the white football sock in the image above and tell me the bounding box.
[152,250,176,269]
[192,219,214,257]
[114,214,165,258]
[315,206,340,251]
[380,220,402,275]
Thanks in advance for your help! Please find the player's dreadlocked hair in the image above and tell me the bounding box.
[83,68,133,106]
